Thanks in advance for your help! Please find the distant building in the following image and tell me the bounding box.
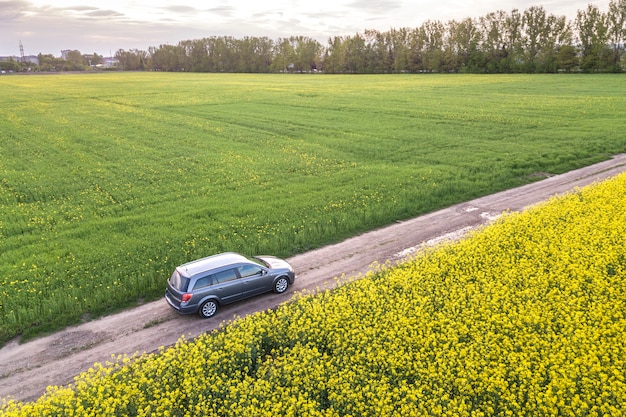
[0,55,39,65]
[101,57,119,68]
[24,55,39,65]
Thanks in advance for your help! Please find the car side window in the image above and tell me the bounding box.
[193,275,213,290]
[214,268,238,284]
[239,264,263,278]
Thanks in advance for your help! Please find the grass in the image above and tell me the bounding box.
[0,72,624,345]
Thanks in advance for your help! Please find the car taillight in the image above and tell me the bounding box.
[182,293,192,303]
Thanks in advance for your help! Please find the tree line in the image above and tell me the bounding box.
[4,2,624,74]
[129,2,626,73]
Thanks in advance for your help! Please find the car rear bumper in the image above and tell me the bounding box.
[165,291,198,314]
[165,291,181,311]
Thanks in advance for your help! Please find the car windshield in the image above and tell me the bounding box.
[169,270,190,292]
[251,256,270,268]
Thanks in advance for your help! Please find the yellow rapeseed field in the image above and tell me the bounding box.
[2,172,625,416]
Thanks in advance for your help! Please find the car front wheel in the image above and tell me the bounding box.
[199,300,218,318]
[274,276,289,294]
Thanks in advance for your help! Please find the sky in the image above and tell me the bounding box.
[0,0,611,57]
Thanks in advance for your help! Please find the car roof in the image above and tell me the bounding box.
[177,252,249,277]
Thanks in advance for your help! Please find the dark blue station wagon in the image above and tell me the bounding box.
[165,252,295,318]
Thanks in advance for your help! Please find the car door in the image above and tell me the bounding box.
[210,268,243,304]
[239,263,271,298]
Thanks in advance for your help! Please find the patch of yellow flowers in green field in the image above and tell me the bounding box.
[2,173,625,416]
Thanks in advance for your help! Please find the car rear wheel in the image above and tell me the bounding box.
[199,300,218,318]
[274,276,289,294]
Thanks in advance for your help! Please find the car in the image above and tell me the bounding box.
[165,252,295,318]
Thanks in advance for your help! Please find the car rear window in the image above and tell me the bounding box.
[193,275,213,290]
[169,270,190,292]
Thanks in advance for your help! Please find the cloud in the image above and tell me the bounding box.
[162,5,198,14]
[58,5,99,12]
[3,1,128,21]
[348,0,404,13]
[206,5,235,17]
[0,0,29,20]
[84,9,125,18]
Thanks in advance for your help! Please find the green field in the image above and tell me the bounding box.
[0,73,624,345]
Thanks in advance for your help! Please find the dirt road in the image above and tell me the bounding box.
[2,154,626,403]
